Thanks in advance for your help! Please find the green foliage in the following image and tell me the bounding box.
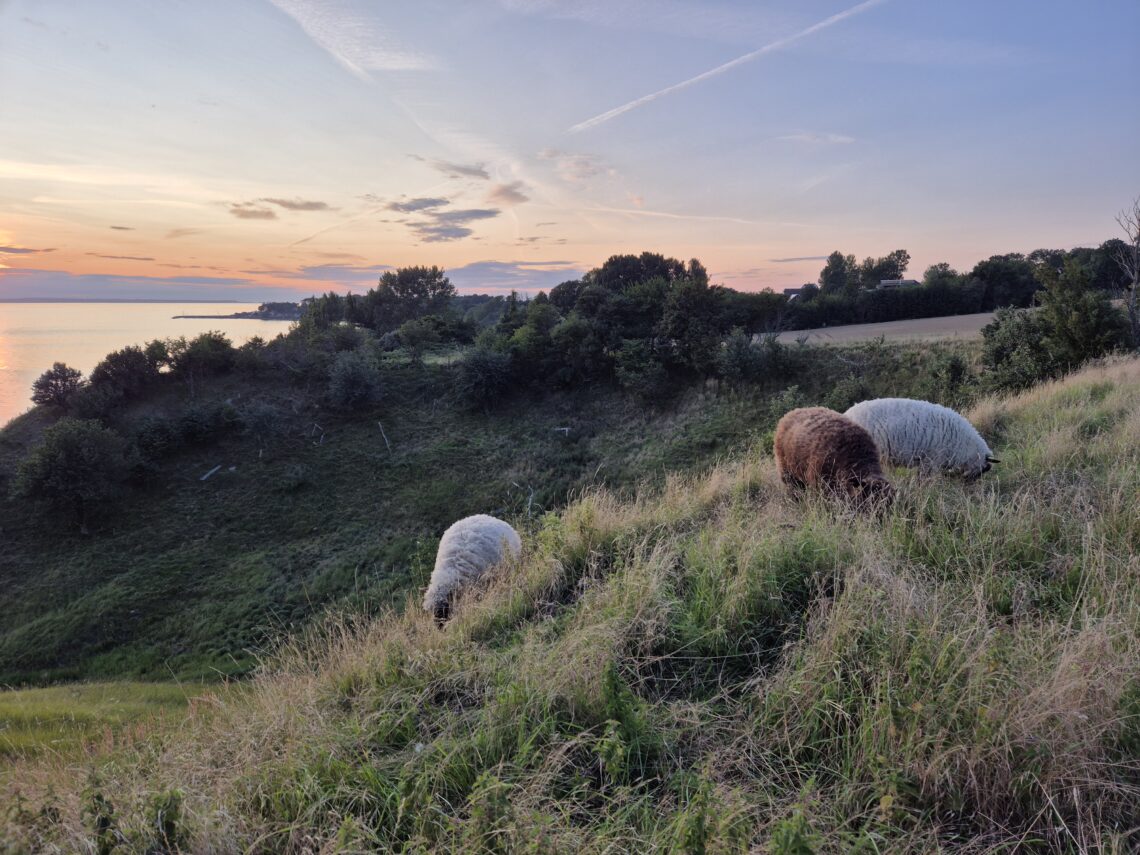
[982,263,1127,391]
[458,346,513,408]
[11,418,129,528]
[327,348,382,410]
[1036,258,1128,367]
[167,330,236,383]
[31,362,83,408]
[89,345,159,400]
[615,338,670,401]
[397,316,442,363]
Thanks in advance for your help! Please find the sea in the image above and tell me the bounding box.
[0,303,295,428]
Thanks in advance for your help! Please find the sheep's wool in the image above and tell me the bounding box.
[844,398,994,477]
[422,514,522,618]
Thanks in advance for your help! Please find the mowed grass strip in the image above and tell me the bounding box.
[0,681,203,761]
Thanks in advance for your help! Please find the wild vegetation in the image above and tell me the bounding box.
[0,245,1133,688]
[3,356,1138,851]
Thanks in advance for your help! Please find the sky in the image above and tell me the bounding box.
[1,0,1138,301]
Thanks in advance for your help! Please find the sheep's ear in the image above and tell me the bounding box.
[986,455,1001,464]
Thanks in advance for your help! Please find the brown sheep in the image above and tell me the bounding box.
[774,407,894,511]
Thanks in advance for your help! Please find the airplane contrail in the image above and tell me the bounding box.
[569,0,889,134]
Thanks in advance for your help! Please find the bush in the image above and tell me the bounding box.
[615,339,670,401]
[457,347,512,408]
[397,317,441,363]
[12,418,130,530]
[89,346,159,400]
[178,402,238,445]
[717,328,764,384]
[31,362,84,409]
[327,349,382,410]
[167,331,236,382]
[981,308,1058,391]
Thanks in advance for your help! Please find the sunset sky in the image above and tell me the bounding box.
[2,0,1138,301]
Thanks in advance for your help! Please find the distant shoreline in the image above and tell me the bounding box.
[171,312,297,320]
[0,299,243,304]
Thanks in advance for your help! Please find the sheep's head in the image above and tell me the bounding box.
[433,598,451,628]
[848,474,894,513]
[968,454,1001,480]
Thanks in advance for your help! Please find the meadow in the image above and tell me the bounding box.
[775,311,997,344]
[3,355,1137,852]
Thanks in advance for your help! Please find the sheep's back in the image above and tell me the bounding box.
[774,406,883,485]
[845,398,990,473]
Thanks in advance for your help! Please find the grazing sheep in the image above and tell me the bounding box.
[423,514,522,625]
[843,398,999,479]
[774,407,894,510]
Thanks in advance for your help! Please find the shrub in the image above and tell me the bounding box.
[89,346,159,400]
[31,362,83,409]
[327,349,382,410]
[717,328,761,383]
[981,307,1057,391]
[178,402,238,445]
[457,347,512,408]
[615,339,670,401]
[397,317,441,363]
[12,418,130,530]
[167,331,236,382]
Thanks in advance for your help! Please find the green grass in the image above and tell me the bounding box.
[0,338,978,685]
[0,682,198,761]
[3,355,1138,852]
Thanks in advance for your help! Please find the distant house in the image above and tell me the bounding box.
[877,279,920,290]
[783,287,804,300]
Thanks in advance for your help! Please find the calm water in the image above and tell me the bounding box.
[0,303,294,427]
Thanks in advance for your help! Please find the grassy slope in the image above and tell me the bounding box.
[0,340,970,685]
[0,682,196,761]
[4,357,1138,852]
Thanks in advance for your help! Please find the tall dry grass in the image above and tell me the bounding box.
[4,357,1140,853]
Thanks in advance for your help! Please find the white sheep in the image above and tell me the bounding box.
[422,514,522,624]
[843,398,999,479]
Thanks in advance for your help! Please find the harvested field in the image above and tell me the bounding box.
[775,310,996,343]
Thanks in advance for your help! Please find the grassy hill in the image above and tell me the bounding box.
[0,337,972,685]
[3,356,1138,852]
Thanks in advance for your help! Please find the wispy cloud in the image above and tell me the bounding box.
[86,253,155,261]
[228,202,277,220]
[267,0,436,77]
[448,259,584,293]
[259,197,335,211]
[584,205,806,228]
[165,228,202,239]
[770,255,829,263]
[487,181,530,206]
[0,268,309,301]
[241,263,392,285]
[411,208,501,243]
[386,196,449,212]
[109,225,134,231]
[538,148,613,183]
[569,0,888,133]
[410,155,491,180]
[0,245,55,254]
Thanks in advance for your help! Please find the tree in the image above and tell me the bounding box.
[1036,259,1128,367]
[922,262,961,289]
[397,317,441,363]
[857,249,910,288]
[969,254,1039,310]
[90,345,160,399]
[1113,195,1140,348]
[818,251,857,293]
[31,362,83,409]
[369,266,455,331]
[457,347,513,409]
[12,418,130,531]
